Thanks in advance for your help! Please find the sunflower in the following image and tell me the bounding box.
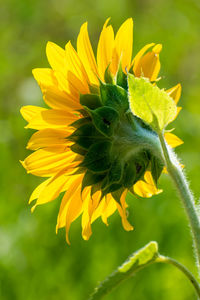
[21,18,183,243]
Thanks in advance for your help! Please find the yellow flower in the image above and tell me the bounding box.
[21,18,183,243]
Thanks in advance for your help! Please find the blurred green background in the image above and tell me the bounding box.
[1,0,200,299]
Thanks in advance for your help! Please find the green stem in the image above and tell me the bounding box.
[156,256,200,298]
[158,132,200,272]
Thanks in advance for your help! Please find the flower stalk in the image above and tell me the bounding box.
[158,132,200,273]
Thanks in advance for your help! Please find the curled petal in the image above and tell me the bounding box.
[116,190,134,231]
[133,44,162,81]
[134,171,162,198]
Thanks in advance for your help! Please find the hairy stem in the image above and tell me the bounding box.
[159,132,200,273]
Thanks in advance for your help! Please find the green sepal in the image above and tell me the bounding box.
[123,152,150,189]
[70,143,87,156]
[107,160,124,186]
[72,154,84,162]
[80,94,102,110]
[151,156,164,185]
[123,162,136,188]
[88,106,119,137]
[70,117,91,129]
[111,187,125,203]
[89,84,100,95]
[104,66,115,84]
[102,183,123,199]
[80,141,112,173]
[77,109,89,117]
[101,161,123,190]
[81,170,105,192]
[71,167,86,175]
[91,183,102,197]
[69,123,102,149]
[100,82,129,113]
[116,64,128,90]
[134,158,148,182]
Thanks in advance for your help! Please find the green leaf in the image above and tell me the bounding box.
[119,241,158,272]
[128,74,177,132]
[81,141,112,172]
[80,94,102,110]
[89,242,158,300]
[88,106,119,137]
[100,82,129,113]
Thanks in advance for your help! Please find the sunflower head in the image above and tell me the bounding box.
[69,70,164,203]
[21,18,183,243]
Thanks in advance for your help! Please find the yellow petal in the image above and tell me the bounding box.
[31,170,72,211]
[97,19,114,80]
[77,22,99,85]
[56,175,83,232]
[32,68,58,87]
[65,185,83,244]
[81,188,95,240]
[166,83,182,104]
[110,18,133,74]
[91,198,106,223]
[164,132,183,148]
[170,106,182,123]
[116,190,133,231]
[133,44,162,81]
[20,106,46,123]
[26,128,72,150]
[21,148,77,177]
[24,108,79,130]
[53,69,79,97]
[33,68,79,101]
[133,43,155,73]
[43,85,81,110]
[101,195,117,226]
[134,171,162,198]
[46,42,66,74]
[65,41,90,94]
[29,178,51,204]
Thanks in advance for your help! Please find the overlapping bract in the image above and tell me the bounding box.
[21,18,183,243]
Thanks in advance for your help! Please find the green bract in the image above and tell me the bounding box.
[69,71,165,202]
